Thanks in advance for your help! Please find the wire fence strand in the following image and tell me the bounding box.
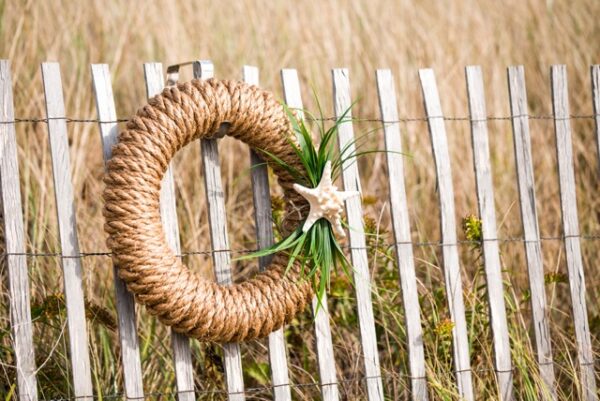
[35,356,600,401]
[2,234,599,259]
[0,113,598,126]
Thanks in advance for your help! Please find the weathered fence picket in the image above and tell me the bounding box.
[375,69,430,401]
[507,65,556,400]
[0,59,38,401]
[41,62,94,401]
[417,68,473,401]
[191,60,247,401]
[465,65,514,401]
[280,68,340,401]
[91,63,145,400]
[592,65,600,178]
[143,62,196,401]
[332,69,384,401]
[550,65,597,401]
[244,65,293,401]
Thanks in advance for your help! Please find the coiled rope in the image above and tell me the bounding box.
[103,78,313,342]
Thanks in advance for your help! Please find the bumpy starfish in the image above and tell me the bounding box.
[293,160,360,237]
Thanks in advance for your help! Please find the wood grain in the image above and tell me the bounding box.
[0,59,38,401]
[41,62,93,401]
[465,66,513,401]
[419,69,474,400]
[417,68,473,401]
[376,69,430,401]
[591,65,600,179]
[332,68,384,401]
[244,65,292,401]
[550,65,597,401]
[143,62,195,401]
[91,63,145,400]
[280,68,340,401]
[507,65,556,400]
[193,60,246,401]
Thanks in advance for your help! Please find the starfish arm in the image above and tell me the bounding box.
[302,210,321,232]
[339,190,361,201]
[319,160,334,188]
[293,183,318,202]
[329,217,346,238]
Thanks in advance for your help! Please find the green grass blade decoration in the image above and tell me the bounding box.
[236,100,385,306]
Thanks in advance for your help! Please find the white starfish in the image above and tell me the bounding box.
[293,161,360,237]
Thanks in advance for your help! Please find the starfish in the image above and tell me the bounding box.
[293,160,360,237]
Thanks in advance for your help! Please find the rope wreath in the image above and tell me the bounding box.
[103,78,313,342]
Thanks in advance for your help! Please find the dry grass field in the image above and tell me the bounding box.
[1,0,599,399]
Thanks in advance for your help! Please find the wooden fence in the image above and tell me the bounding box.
[1,59,599,401]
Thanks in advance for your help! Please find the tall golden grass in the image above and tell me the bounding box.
[0,0,599,399]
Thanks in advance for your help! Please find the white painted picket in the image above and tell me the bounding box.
[3,59,600,401]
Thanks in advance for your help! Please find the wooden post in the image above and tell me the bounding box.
[193,60,246,401]
[551,65,597,401]
[332,68,385,401]
[244,65,292,401]
[91,63,145,400]
[143,62,196,401]
[0,59,38,401]
[465,65,514,401]
[376,69,432,400]
[507,65,556,400]
[41,62,94,401]
[591,65,600,179]
[280,68,340,401]
[418,68,474,401]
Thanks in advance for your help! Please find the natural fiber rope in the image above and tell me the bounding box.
[103,79,313,342]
